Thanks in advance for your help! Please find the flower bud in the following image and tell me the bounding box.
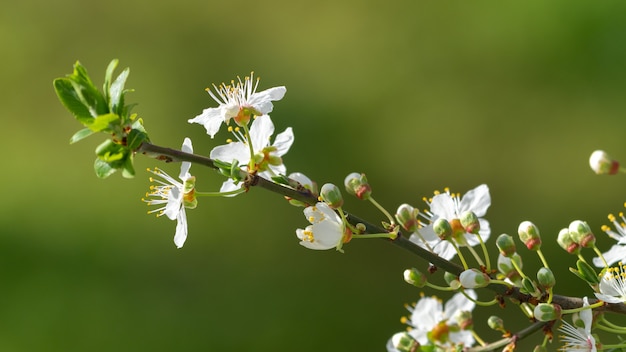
[589,150,619,175]
[388,332,419,352]
[403,268,427,288]
[320,183,343,208]
[460,211,480,234]
[557,227,580,255]
[444,271,461,289]
[497,253,523,285]
[517,221,542,251]
[536,267,555,289]
[288,172,318,195]
[533,303,561,322]
[496,234,516,257]
[568,220,596,248]
[487,315,505,332]
[433,218,453,240]
[395,204,420,233]
[344,172,371,200]
[456,310,473,330]
[459,268,490,288]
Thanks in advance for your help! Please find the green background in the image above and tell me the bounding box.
[3,0,626,350]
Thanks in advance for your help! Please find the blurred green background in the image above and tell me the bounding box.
[3,0,626,350]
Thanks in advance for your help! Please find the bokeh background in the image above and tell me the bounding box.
[3,0,626,350]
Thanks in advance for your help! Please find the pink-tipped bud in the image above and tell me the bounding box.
[589,150,619,175]
[395,204,420,233]
[433,218,453,241]
[517,221,542,251]
[557,227,580,255]
[344,172,371,200]
[568,220,596,248]
[460,211,480,234]
[496,234,517,257]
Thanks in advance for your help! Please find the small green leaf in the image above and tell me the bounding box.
[103,59,119,100]
[576,260,599,284]
[109,67,130,116]
[69,128,95,144]
[53,78,95,120]
[121,154,136,178]
[89,113,120,132]
[94,158,117,178]
[126,127,148,151]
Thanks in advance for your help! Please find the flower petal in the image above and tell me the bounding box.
[249,115,275,151]
[272,127,294,157]
[188,107,224,138]
[179,138,193,180]
[249,86,286,114]
[210,142,250,165]
[173,207,188,248]
[459,184,491,217]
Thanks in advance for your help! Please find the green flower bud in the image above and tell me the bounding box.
[497,253,523,285]
[456,310,473,330]
[568,220,596,248]
[433,218,453,240]
[536,267,555,289]
[496,233,517,257]
[320,183,343,209]
[459,268,490,288]
[557,227,580,255]
[403,268,427,288]
[389,332,419,352]
[533,303,561,322]
[444,271,461,290]
[589,150,619,175]
[487,316,505,331]
[343,172,371,200]
[395,204,420,233]
[517,221,542,251]
[460,211,480,234]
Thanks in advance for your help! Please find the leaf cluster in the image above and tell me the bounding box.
[53,60,149,178]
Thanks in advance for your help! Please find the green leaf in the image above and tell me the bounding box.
[94,158,117,178]
[88,113,120,132]
[103,59,119,100]
[53,78,95,120]
[69,128,95,144]
[126,127,148,151]
[121,154,136,178]
[68,61,108,116]
[109,67,130,116]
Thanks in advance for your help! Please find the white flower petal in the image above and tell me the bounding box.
[459,184,491,217]
[179,138,193,180]
[210,142,250,165]
[163,187,182,220]
[249,115,275,151]
[173,207,188,248]
[188,107,224,138]
[249,86,286,114]
[595,244,626,267]
[443,290,476,320]
[430,193,456,220]
[272,127,294,157]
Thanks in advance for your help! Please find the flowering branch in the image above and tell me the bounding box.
[54,59,626,351]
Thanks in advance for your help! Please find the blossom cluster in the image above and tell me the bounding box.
[54,63,626,352]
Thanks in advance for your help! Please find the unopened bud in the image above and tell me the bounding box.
[456,310,473,330]
[288,172,318,195]
[496,234,516,257]
[396,204,420,233]
[487,315,505,332]
[568,220,596,248]
[497,253,523,285]
[344,172,371,200]
[320,183,343,208]
[557,227,580,254]
[459,268,490,288]
[536,267,555,289]
[389,332,419,352]
[433,218,453,240]
[518,221,542,251]
[589,150,619,175]
[533,303,561,321]
[460,211,480,234]
[403,268,427,288]
[444,271,461,290]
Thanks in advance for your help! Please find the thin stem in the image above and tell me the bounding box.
[466,321,545,352]
[593,245,609,268]
[368,197,395,225]
[536,249,549,269]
